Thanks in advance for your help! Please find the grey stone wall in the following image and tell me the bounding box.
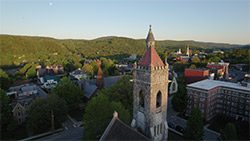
[132,66,169,141]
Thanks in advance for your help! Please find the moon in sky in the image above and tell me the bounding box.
[49,2,53,6]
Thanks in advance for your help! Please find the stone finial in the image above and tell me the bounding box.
[113,111,118,118]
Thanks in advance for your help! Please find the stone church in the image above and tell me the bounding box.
[100,26,169,141]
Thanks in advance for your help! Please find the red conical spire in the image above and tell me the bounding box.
[138,26,165,67]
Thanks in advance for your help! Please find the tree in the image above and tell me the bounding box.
[100,57,115,76]
[0,69,12,90]
[208,56,221,63]
[192,56,201,63]
[221,123,238,140]
[172,77,187,113]
[52,77,83,110]
[184,108,204,141]
[0,89,18,139]
[18,63,32,75]
[89,61,99,75]
[189,64,196,69]
[63,60,76,72]
[82,64,94,76]
[173,63,189,73]
[98,75,133,114]
[25,65,37,78]
[0,89,12,132]
[83,94,130,140]
[27,94,67,134]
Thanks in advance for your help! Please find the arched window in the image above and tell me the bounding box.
[139,90,144,108]
[156,91,162,108]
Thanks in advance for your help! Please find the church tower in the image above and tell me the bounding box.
[96,60,104,89]
[131,26,169,141]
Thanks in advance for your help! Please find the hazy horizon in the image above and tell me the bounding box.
[1,33,249,45]
[1,0,250,44]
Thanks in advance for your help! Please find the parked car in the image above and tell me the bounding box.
[175,125,184,133]
[168,122,175,129]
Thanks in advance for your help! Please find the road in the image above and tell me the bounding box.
[37,118,83,141]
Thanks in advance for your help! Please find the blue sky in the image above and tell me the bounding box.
[1,0,250,44]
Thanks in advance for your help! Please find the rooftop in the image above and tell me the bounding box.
[138,26,165,68]
[100,111,149,141]
[138,47,165,67]
[187,79,250,92]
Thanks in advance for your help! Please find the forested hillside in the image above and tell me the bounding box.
[0,34,241,67]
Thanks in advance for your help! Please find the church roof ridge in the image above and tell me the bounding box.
[99,111,149,141]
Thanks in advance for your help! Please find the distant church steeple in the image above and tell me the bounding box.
[186,45,190,57]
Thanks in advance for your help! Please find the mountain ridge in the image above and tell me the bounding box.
[0,34,247,66]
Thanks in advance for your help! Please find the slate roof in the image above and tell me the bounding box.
[81,76,122,99]
[100,112,149,141]
[103,76,123,88]
[81,80,98,99]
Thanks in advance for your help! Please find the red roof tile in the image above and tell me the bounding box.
[138,46,165,67]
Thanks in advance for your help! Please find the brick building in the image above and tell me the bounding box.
[207,62,229,79]
[186,79,250,122]
[184,68,210,84]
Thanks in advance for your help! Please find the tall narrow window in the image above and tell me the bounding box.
[157,125,159,135]
[154,126,156,136]
[160,123,162,134]
[139,90,144,108]
[156,91,162,108]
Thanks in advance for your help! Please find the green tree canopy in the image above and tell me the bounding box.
[52,77,83,110]
[172,77,187,113]
[222,123,238,140]
[82,63,94,76]
[83,94,130,140]
[208,56,221,63]
[18,63,32,75]
[27,94,67,134]
[100,57,115,76]
[98,75,133,114]
[0,89,12,131]
[184,108,204,141]
[189,64,196,69]
[0,89,19,140]
[0,69,12,90]
[89,61,99,75]
[25,65,37,78]
[192,56,201,63]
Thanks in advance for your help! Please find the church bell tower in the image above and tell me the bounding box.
[131,25,169,141]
